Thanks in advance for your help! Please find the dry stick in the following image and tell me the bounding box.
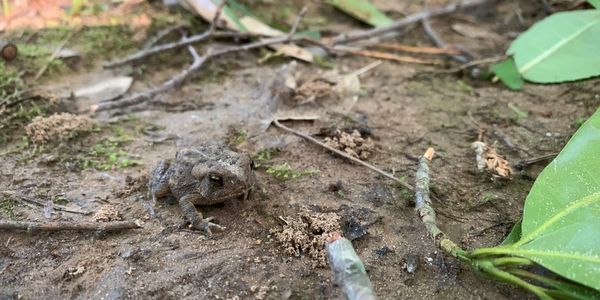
[0,220,141,232]
[33,29,77,81]
[273,119,415,192]
[415,148,466,258]
[515,153,557,171]
[421,18,471,64]
[326,232,376,300]
[92,46,208,112]
[3,191,90,215]
[288,6,308,39]
[94,9,309,112]
[106,2,232,68]
[334,47,441,65]
[373,43,460,55]
[330,0,495,45]
[105,31,247,68]
[143,24,187,49]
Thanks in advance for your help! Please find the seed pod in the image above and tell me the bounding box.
[0,41,18,61]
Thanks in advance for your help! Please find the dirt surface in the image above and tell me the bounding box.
[1,0,600,299]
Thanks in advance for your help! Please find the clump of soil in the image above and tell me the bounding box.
[93,205,122,222]
[293,79,336,104]
[116,172,149,198]
[273,209,341,267]
[324,129,375,160]
[25,113,93,144]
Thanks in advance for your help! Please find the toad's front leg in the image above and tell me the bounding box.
[178,194,225,235]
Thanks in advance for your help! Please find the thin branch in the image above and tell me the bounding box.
[0,220,141,232]
[272,119,415,192]
[515,153,557,171]
[33,29,77,81]
[143,24,186,49]
[208,0,228,34]
[288,6,308,39]
[421,18,471,64]
[92,46,208,112]
[3,191,90,215]
[105,31,250,68]
[330,0,494,45]
[93,35,306,112]
[415,148,466,258]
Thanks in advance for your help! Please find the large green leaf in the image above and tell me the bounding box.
[327,0,394,27]
[500,108,600,290]
[508,10,600,83]
[491,57,524,90]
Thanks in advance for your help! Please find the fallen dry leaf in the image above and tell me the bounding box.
[472,141,513,178]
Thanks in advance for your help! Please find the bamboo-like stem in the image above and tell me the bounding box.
[415,148,466,259]
[326,232,376,300]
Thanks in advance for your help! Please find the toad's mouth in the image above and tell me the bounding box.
[211,187,252,201]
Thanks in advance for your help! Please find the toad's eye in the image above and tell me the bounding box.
[208,174,224,187]
[250,160,256,170]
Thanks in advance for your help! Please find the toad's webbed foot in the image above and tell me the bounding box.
[190,216,225,235]
[178,194,225,235]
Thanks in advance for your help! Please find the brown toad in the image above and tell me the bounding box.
[149,144,255,234]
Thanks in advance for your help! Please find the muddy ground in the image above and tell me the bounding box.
[1,0,600,299]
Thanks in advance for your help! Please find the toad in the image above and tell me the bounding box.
[149,144,255,234]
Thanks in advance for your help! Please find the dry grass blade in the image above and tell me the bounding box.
[336,48,441,65]
[372,43,460,55]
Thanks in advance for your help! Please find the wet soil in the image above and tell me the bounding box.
[1,0,600,299]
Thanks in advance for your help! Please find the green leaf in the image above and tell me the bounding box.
[507,10,600,83]
[491,58,524,90]
[588,0,600,9]
[495,108,600,290]
[500,220,522,246]
[327,0,394,27]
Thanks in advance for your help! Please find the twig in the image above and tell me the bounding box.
[143,24,186,49]
[0,220,141,232]
[105,31,251,68]
[330,0,495,45]
[3,191,91,215]
[92,46,208,112]
[208,0,228,34]
[515,153,557,171]
[433,55,506,74]
[94,35,307,112]
[272,119,414,192]
[333,47,441,65]
[33,29,77,81]
[371,43,460,55]
[415,148,466,258]
[421,18,471,64]
[288,6,308,39]
[326,232,376,300]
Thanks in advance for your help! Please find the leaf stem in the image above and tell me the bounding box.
[476,261,552,300]
[491,257,532,268]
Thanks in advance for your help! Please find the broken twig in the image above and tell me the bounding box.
[92,45,208,112]
[421,18,471,64]
[330,0,495,45]
[3,191,91,215]
[33,29,77,82]
[326,232,376,300]
[273,119,414,192]
[94,7,310,113]
[0,220,141,232]
[515,153,557,171]
[415,148,466,258]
